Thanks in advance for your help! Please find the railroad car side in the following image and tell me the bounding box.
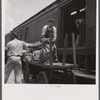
[5,0,96,74]
[13,1,59,43]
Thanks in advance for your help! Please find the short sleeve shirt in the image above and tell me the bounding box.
[6,39,28,57]
[42,25,57,41]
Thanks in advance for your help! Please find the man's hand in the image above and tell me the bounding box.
[41,38,50,43]
[52,39,56,43]
[41,38,56,43]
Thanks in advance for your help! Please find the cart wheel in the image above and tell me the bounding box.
[67,71,76,84]
[37,71,48,84]
[23,65,30,83]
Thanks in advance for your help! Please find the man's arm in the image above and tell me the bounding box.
[42,25,47,38]
[27,43,35,48]
[53,27,57,42]
[23,42,35,49]
[41,25,50,42]
[5,43,9,51]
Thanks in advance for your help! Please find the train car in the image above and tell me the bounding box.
[5,0,96,82]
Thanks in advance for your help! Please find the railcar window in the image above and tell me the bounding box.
[80,7,86,12]
[71,11,77,15]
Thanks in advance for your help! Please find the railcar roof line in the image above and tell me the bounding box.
[13,0,58,31]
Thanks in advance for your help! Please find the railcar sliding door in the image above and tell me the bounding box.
[60,0,86,48]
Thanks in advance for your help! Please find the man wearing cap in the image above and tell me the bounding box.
[5,32,34,83]
[41,19,58,62]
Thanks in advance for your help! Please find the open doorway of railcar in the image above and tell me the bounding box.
[59,0,95,75]
[60,0,86,48]
[58,0,94,73]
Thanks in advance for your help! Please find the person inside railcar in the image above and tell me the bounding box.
[5,32,35,83]
[75,18,85,47]
[41,19,58,62]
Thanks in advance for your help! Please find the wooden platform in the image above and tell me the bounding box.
[73,70,95,80]
[26,61,78,69]
[58,46,95,55]
[26,61,95,80]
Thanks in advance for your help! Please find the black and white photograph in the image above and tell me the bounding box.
[2,0,99,100]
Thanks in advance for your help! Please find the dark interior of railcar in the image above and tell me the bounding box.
[58,0,95,73]
[60,0,86,47]
[58,0,95,72]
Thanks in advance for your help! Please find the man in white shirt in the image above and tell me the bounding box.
[5,32,34,83]
[41,19,58,62]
